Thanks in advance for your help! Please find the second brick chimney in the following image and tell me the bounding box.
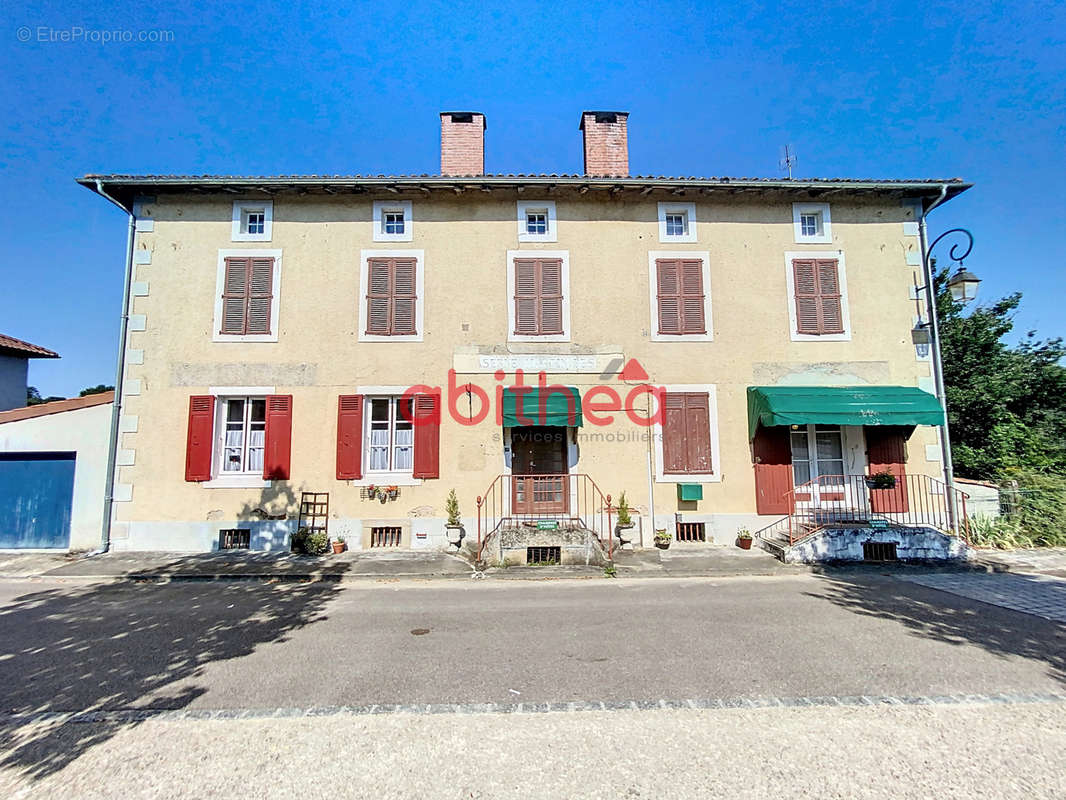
[579,111,629,177]
[440,112,486,176]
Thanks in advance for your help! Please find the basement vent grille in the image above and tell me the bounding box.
[370,526,402,548]
[676,522,706,543]
[218,528,250,550]
[863,541,899,561]
[527,546,561,565]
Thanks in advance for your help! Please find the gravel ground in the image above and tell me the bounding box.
[2,701,1064,799]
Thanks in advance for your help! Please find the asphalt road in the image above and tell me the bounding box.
[1,573,1063,797]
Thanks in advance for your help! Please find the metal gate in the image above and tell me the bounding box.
[0,452,76,549]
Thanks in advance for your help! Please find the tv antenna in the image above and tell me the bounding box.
[779,144,797,179]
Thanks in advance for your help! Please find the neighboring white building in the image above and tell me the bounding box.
[0,332,59,412]
[0,392,113,550]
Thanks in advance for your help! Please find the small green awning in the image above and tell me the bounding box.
[502,387,583,427]
[747,385,944,439]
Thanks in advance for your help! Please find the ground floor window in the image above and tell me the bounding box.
[367,397,414,472]
[789,424,843,485]
[221,397,266,474]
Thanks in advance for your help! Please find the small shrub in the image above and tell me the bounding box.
[615,491,632,527]
[654,528,671,542]
[603,562,617,578]
[867,470,897,489]
[446,489,462,526]
[291,527,329,555]
[736,526,752,540]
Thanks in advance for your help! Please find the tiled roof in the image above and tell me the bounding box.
[0,333,59,359]
[0,391,113,424]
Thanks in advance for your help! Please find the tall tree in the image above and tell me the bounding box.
[79,384,114,397]
[937,268,1066,477]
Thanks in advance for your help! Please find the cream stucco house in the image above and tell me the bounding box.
[79,110,972,561]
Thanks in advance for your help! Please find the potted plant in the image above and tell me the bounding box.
[332,536,346,554]
[614,491,634,529]
[654,528,671,550]
[865,470,897,490]
[736,527,753,550]
[366,484,377,500]
[445,489,465,548]
[387,485,399,500]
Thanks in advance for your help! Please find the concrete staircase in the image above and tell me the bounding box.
[465,520,611,567]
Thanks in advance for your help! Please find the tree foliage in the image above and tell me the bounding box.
[937,268,1066,478]
[79,384,114,397]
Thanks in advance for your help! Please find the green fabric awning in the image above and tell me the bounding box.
[747,385,944,439]
[502,387,583,427]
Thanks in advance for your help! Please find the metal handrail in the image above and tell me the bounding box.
[475,473,614,563]
[776,473,970,546]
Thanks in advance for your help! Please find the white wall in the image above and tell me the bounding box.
[0,355,28,412]
[0,402,112,550]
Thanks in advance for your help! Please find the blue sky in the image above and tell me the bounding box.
[2,0,1063,397]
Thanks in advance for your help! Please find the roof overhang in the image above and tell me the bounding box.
[76,174,972,209]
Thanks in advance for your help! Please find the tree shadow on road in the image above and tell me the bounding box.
[0,557,348,784]
[809,570,1066,686]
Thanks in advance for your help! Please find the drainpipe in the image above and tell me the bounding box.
[917,183,959,529]
[93,180,136,554]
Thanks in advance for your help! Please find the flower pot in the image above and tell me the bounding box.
[332,542,346,554]
[445,524,465,547]
[737,538,753,550]
[654,539,671,550]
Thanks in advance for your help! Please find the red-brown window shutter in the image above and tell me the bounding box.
[752,426,794,514]
[662,392,713,474]
[793,258,843,335]
[514,258,564,335]
[221,256,274,335]
[185,395,215,481]
[366,258,418,336]
[336,395,364,480]
[412,393,441,479]
[656,259,705,335]
[263,395,292,480]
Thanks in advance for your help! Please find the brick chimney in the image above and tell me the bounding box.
[579,111,629,177]
[440,112,486,176]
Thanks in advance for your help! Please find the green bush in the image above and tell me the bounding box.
[445,489,462,526]
[615,491,632,527]
[994,470,1066,547]
[290,527,330,555]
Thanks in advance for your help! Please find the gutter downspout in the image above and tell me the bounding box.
[917,183,959,530]
[94,180,136,554]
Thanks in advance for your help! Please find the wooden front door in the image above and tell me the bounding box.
[511,427,568,515]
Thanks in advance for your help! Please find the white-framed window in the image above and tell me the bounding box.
[366,396,415,473]
[231,200,273,241]
[657,202,697,243]
[506,249,571,342]
[202,387,276,489]
[647,251,713,342]
[652,384,722,483]
[792,202,832,243]
[373,200,413,242]
[784,250,852,341]
[213,249,283,343]
[790,424,845,485]
[517,200,557,242]
[358,250,425,342]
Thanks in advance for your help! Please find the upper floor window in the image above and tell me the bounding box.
[213,250,283,342]
[658,202,697,243]
[231,200,273,241]
[648,251,713,341]
[785,252,851,341]
[517,200,557,242]
[792,202,832,243]
[358,250,425,341]
[507,250,571,342]
[373,200,413,242]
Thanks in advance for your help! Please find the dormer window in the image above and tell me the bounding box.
[373,200,413,242]
[517,200,557,242]
[793,202,832,243]
[231,200,273,241]
[658,202,697,243]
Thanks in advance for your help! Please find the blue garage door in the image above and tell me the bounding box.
[0,452,76,549]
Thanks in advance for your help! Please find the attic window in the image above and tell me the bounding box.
[451,113,474,123]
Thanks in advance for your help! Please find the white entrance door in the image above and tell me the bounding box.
[790,425,849,514]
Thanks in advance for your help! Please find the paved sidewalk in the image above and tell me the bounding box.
[970,546,1066,577]
[898,572,1066,623]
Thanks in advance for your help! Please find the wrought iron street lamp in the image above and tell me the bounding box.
[915,226,978,530]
